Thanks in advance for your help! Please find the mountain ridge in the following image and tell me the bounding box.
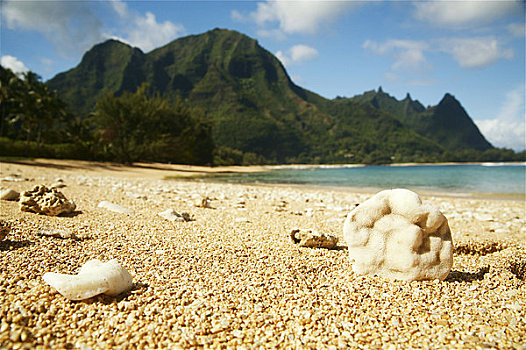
[348,88,492,151]
[47,28,493,164]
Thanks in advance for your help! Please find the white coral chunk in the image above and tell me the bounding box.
[43,259,133,300]
[97,201,133,215]
[343,189,453,281]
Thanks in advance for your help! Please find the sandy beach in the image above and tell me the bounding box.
[1,159,524,349]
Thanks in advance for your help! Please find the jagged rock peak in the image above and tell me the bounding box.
[440,93,457,103]
[438,93,465,109]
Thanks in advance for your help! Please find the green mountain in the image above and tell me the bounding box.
[47,28,491,164]
[350,88,492,151]
[48,40,146,117]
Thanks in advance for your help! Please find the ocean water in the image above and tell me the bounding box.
[214,164,526,196]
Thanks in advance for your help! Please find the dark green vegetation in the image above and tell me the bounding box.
[93,84,213,164]
[0,66,87,159]
[349,88,492,151]
[2,29,524,165]
[1,68,212,164]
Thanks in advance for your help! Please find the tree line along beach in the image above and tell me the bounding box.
[0,159,524,348]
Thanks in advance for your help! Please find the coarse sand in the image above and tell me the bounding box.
[0,159,525,349]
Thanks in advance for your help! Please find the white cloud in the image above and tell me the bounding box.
[475,85,526,151]
[1,55,29,75]
[125,12,184,52]
[1,0,184,57]
[110,0,128,18]
[275,50,289,66]
[109,0,185,52]
[230,9,245,23]
[437,37,514,68]
[508,22,526,37]
[256,29,287,41]
[413,0,522,27]
[364,36,513,71]
[476,119,525,151]
[275,44,319,67]
[289,45,319,62]
[2,0,104,57]
[363,39,430,71]
[233,0,356,38]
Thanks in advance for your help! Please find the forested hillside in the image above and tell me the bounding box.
[2,29,522,164]
[349,88,493,151]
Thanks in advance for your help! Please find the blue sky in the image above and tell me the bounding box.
[1,0,525,150]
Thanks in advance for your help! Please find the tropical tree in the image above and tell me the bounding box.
[93,83,214,164]
[0,66,23,138]
[0,67,69,152]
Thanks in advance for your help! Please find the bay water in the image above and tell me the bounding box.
[212,163,525,197]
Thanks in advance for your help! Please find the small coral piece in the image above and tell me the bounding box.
[158,209,194,222]
[290,229,338,249]
[97,201,133,215]
[19,185,76,216]
[43,259,133,300]
[196,196,214,209]
[343,189,453,281]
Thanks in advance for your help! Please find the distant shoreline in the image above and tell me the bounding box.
[1,157,524,174]
[267,161,526,170]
